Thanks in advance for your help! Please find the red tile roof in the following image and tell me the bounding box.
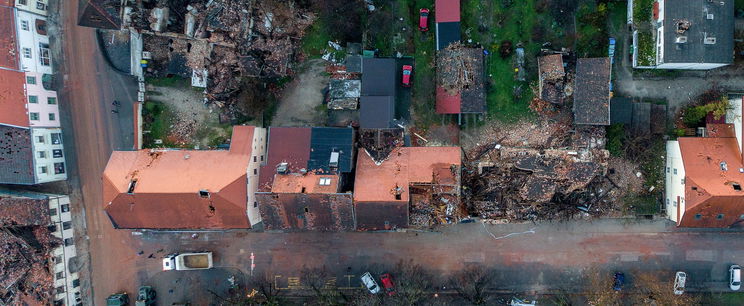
[435,0,460,23]
[258,127,312,192]
[102,126,255,229]
[354,147,461,203]
[436,86,461,114]
[0,69,29,127]
[678,136,744,227]
[0,5,18,70]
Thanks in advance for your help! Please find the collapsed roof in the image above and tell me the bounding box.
[436,45,486,114]
[573,58,610,125]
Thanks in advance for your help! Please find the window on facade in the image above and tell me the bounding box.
[253,156,257,162]
[36,1,45,10]
[47,97,56,104]
[254,202,258,208]
[37,151,46,158]
[26,76,36,84]
[51,133,62,144]
[29,95,38,103]
[54,255,62,263]
[64,238,73,246]
[55,286,64,294]
[49,208,57,216]
[19,0,27,5]
[62,221,71,230]
[716,214,724,219]
[22,47,31,58]
[21,20,29,31]
[54,162,65,174]
[39,166,47,174]
[53,149,63,158]
[56,271,64,280]
[673,168,678,175]
[36,135,44,143]
[61,204,69,212]
[666,167,669,173]
[39,44,50,66]
[253,168,257,175]
[30,112,39,120]
[48,113,55,121]
[673,201,677,207]
[72,278,80,288]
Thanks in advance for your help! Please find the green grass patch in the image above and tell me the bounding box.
[142,101,175,147]
[576,2,609,58]
[636,31,656,66]
[407,0,438,127]
[633,0,653,25]
[606,124,625,157]
[146,76,190,88]
[608,2,628,34]
[301,18,332,58]
[703,292,744,305]
[623,193,659,215]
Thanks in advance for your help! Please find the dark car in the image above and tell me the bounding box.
[613,272,625,291]
[136,286,156,306]
[402,65,413,87]
[419,8,429,31]
[380,273,396,296]
[106,293,129,306]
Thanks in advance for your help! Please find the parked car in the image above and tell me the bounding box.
[673,271,686,295]
[419,8,429,31]
[731,265,741,291]
[361,272,380,294]
[612,272,625,291]
[380,273,396,296]
[402,65,413,87]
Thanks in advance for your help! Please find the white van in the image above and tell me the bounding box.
[730,265,741,291]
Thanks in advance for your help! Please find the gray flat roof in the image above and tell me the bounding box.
[361,58,397,96]
[662,0,734,64]
[360,96,395,129]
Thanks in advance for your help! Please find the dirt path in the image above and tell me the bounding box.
[272,59,327,126]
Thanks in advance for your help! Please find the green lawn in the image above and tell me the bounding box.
[142,101,176,148]
[461,0,541,121]
[703,292,744,305]
[301,17,332,58]
[402,0,439,127]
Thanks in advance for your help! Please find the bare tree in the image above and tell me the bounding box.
[209,271,283,306]
[301,265,348,305]
[388,260,436,306]
[449,264,495,305]
[633,271,700,306]
[582,266,622,306]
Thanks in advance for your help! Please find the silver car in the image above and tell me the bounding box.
[361,272,380,294]
[731,265,741,291]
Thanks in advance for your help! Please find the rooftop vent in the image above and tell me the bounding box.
[707,13,714,20]
[329,151,340,169]
[319,178,332,186]
[276,162,288,174]
[721,161,728,171]
[184,154,190,160]
[199,190,210,198]
[704,36,717,44]
[675,36,688,43]
[734,183,742,191]
[127,179,138,194]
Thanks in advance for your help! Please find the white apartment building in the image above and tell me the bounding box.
[14,0,49,16]
[32,127,68,183]
[48,194,82,306]
[15,9,52,74]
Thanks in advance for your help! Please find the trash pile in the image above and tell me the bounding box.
[0,196,60,305]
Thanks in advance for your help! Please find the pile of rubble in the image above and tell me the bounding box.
[437,43,482,95]
[359,128,404,163]
[130,0,315,106]
[0,197,60,305]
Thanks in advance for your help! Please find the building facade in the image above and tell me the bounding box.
[15,8,52,74]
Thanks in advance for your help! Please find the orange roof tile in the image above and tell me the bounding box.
[706,123,736,138]
[679,137,744,199]
[354,147,461,203]
[102,126,255,229]
[0,69,29,127]
[271,173,340,194]
[0,6,18,70]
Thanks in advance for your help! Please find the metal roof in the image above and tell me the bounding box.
[309,127,354,173]
[0,125,35,185]
[436,22,461,50]
[360,96,395,128]
[361,58,397,96]
[662,0,734,64]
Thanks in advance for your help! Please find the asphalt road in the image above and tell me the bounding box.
[56,1,744,305]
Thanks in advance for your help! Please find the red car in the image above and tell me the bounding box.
[419,8,429,31]
[402,65,413,87]
[380,273,396,296]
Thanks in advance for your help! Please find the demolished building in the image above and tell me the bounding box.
[436,44,486,115]
[256,127,356,231]
[0,191,70,305]
[354,147,462,230]
[537,54,567,105]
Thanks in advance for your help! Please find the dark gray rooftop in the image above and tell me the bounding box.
[662,0,734,64]
[610,97,632,125]
[573,58,611,126]
[361,58,397,96]
[360,96,395,129]
[308,127,354,174]
[436,22,461,50]
[0,125,35,185]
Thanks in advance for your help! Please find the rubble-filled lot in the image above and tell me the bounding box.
[0,197,61,305]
